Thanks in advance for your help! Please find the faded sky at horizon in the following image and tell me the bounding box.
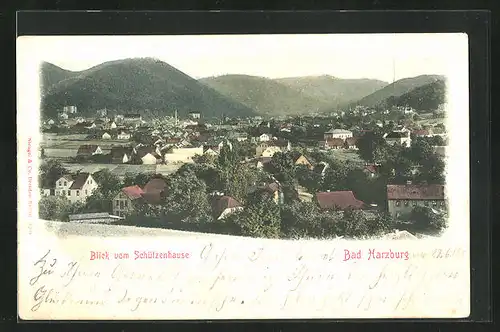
[25,33,467,82]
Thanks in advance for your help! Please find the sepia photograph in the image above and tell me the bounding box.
[17,32,470,320]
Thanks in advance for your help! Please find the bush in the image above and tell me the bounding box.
[410,206,447,231]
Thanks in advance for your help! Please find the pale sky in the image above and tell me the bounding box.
[24,33,467,82]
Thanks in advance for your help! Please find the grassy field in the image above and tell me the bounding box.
[61,163,182,177]
[327,150,364,165]
[416,115,446,127]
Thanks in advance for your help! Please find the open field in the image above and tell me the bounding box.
[327,150,364,165]
[61,163,182,177]
[416,115,445,127]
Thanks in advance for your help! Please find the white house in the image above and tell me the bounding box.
[258,133,271,142]
[324,129,353,140]
[384,130,412,147]
[55,173,98,204]
[102,132,112,140]
[117,131,131,140]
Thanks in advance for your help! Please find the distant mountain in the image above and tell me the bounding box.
[386,79,446,112]
[352,74,445,109]
[275,75,388,107]
[199,75,332,116]
[40,58,257,119]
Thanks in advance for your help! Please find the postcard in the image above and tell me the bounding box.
[17,33,470,320]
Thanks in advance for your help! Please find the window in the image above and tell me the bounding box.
[120,201,124,209]
[67,191,71,196]
[64,181,67,186]
[395,201,400,207]
[115,200,119,207]
[61,190,65,196]
[124,200,128,208]
[76,190,80,196]
[85,190,88,195]
[412,201,417,206]
[433,201,437,206]
[424,201,429,206]
[404,201,409,206]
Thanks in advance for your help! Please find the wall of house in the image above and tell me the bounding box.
[164,147,203,163]
[141,154,158,165]
[388,199,446,217]
[113,192,134,217]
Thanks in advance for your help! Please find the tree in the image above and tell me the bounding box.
[335,210,370,238]
[123,172,151,188]
[38,195,79,221]
[92,169,123,198]
[39,159,67,188]
[177,163,220,193]
[280,201,324,238]
[162,172,212,223]
[355,131,387,163]
[410,206,447,232]
[225,194,281,238]
[296,165,323,194]
[192,153,217,165]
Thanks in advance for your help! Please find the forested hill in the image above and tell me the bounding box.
[40,58,257,119]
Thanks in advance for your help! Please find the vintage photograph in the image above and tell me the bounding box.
[17,33,470,320]
[37,34,449,240]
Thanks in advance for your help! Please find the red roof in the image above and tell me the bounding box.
[143,177,167,193]
[325,138,345,147]
[316,191,366,210]
[122,185,144,200]
[413,130,429,136]
[364,164,378,174]
[211,196,242,218]
[387,185,445,200]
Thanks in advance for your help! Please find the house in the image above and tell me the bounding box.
[107,121,117,130]
[163,147,203,164]
[323,138,345,150]
[363,164,379,178]
[228,132,248,142]
[68,212,124,224]
[386,184,445,218]
[132,146,162,165]
[290,152,313,170]
[63,105,77,114]
[123,114,142,122]
[117,131,131,140]
[315,191,366,210]
[58,112,69,120]
[110,146,134,163]
[384,131,412,147]
[142,177,168,204]
[113,185,144,217]
[412,129,431,138]
[257,133,271,142]
[55,173,98,203]
[255,157,272,169]
[211,195,243,220]
[76,145,103,157]
[189,111,201,119]
[345,137,359,150]
[257,145,282,158]
[102,132,112,140]
[324,129,353,140]
[248,182,282,204]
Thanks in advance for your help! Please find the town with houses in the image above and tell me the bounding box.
[38,101,448,239]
